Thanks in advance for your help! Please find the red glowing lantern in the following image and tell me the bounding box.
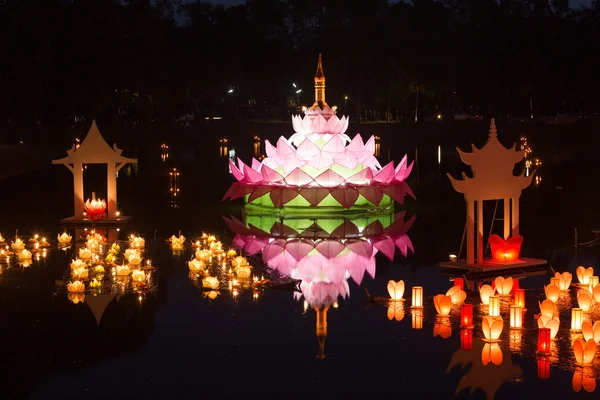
[488,234,523,263]
[538,328,551,355]
[513,278,519,290]
[537,356,550,379]
[513,288,525,309]
[460,303,473,328]
[460,328,473,351]
[454,278,464,291]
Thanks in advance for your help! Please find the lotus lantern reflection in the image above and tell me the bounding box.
[479,284,494,305]
[11,238,25,251]
[78,248,92,260]
[203,290,220,300]
[195,249,211,261]
[494,276,513,296]
[573,338,597,366]
[116,265,130,276]
[132,269,146,283]
[89,278,101,289]
[67,280,85,293]
[387,280,405,301]
[582,321,600,343]
[434,294,453,316]
[128,252,142,266]
[70,259,86,270]
[539,299,556,318]
[577,266,594,285]
[202,276,219,290]
[170,235,186,251]
[446,286,466,305]
[68,293,85,304]
[72,266,88,279]
[482,316,503,342]
[573,368,597,393]
[481,343,503,366]
[555,271,572,291]
[84,197,106,220]
[433,317,452,339]
[57,233,72,246]
[544,284,560,302]
[387,302,405,321]
[577,290,593,312]
[17,249,32,260]
[537,315,560,339]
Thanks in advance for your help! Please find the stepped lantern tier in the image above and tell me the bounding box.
[443,119,545,270]
[53,120,137,227]
[222,54,415,211]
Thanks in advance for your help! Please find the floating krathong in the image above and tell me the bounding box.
[84,197,107,220]
[57,233,72,246]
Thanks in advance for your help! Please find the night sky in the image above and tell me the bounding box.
[202,0,592,8]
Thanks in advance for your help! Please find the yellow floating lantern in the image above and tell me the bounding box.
[509,305,522,329]
[387,280,405,301]
[577,291,593,312]
[571,308,583,331]
[482,316,503,342]
[582,320,600,343]
[539,299,555,318]
[494,276,513,296]
[446,285,466,305]
[479,284,494,305]
[538,315,560,339]
[488,296,500,317]
[544,284,560,303]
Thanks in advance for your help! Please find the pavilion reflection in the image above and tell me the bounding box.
[224,206,414,358]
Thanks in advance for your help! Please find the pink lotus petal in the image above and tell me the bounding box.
[282,158,307,175]
[233,235,247,248]
[372,162,395,183]
[276,137,295,159]
[365,256,376,278]
[364,136,375,153]
[243,163,264,184]
[357,186,384,206]
[311,115,327,133]
[364,219,384,235]
[269,187,299,207]
[331,187,359,208]
[285,239,314,261]
[322,135,346,155]
[346,134,364,153]
[296,138,321,160]
[284,168,313,186]
[265,140,277,157]
[229,160,245,182]
[331,220,360,238]
[262,240,286,262]
[346,239,373,257]
[248,186,273,202]
[261,164,284,183]
[230,184,252,200]
[395,155,408,174]
[372,236,395,260]
[251,158,262,172]
[307,154,334,169]
[270,222,299,237]
[237,157,246,172]
[324,263,347,285]
[315,240,345,258]
[395,160,414,182]
[244,237,268,255]
[221,183,238,201]
[261,155,284,171]
[348,263,366,285]
[346,168,373,185]
[315,169,344,188]
[298,188,330,207]
[384,212,416,235]
[382,183,415,204]
[394,234,414,257]
[333,153,358,169]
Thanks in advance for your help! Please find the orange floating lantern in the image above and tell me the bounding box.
[460,304,473,328]
[537,356,550,379]
[538,328,551,355]
[460,328,473,351]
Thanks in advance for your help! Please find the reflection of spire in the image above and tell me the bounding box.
[489,118,497,138]
[315,305,329,359]
[312,54,329,110]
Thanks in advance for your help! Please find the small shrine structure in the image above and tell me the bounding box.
[446,119,537,267]
[53,120,137,223]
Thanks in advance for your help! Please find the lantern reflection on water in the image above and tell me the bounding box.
[412,309,423,330]
[537,356,550,379]
[572,367,597,393]
[461,328,473,351]
[481,343,503,366]
[433,317,452,339]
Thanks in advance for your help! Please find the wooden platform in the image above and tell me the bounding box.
[60,216,132,229]
[440,257,547,273]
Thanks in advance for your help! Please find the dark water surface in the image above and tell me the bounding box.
[0,121,599,399]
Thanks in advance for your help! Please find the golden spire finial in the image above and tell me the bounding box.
[314,305,329,359]
[312,54,328,109]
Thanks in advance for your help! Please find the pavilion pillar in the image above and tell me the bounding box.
[107,162,117,219]
[511,197,519,236]
[477,200,483,264]
[467,199,475,265]
[73,162,84,218]
[503,197,511,240]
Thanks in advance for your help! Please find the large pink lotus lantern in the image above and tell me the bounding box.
[223,210,414,308]
[223,55,414,209]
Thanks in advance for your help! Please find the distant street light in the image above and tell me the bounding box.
[228,88,234,94]
[296,89,302,105]
[292,83,297,88]
[344,95,348,107]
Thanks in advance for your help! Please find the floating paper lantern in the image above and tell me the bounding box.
[130,236,145,249]
[202,276,219,290]
[11,238,25,251]
[387,303,405,321]
[67,280,85,293]
[412,309,423,329]
[538,315,560,339]
[446,286,466,305]
[489,234,522,263]
[433,317,452,339]
[590,276,599,288]
[170,234,186,251]
[78,248,92,260]
[482,315,503,341]
[461,328,473,351]
[132,270,146,283]
[70,259,85,270]
[555,271,572,291]
[539,299,555,318]
[411,286,423,308]
[513,288,525,309]
[57,233,72,246]
[550,277,560,287]
[544,284,560,303]
[188,259,205,273]
[537,356,550,379]
[481,343,503,366]
[72,266,88,279]
[453,278,464,291]
[593,285,600,303]
[573,338,597,366]
[577,291,593,312]
[572,368,597,393]
[576,266,594,285]
[582,320,600,342]
[571,308,583,331]
[494,276,514,296]
[387,280,405,301]
[489,296,500,317]
[460,304,473,328]
[537,328,551,354]
[479,284,494,305]
[509,305,522,329]
[434,294,453,316]
[116,265,130,276]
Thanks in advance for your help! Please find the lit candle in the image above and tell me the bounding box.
[509,305,522,329]
[412,309,423,329]
[537,356,550,379]
[454,278,464,291]
[489,296,500,317]
[460,303,473,328]
[411,286,423,308]
[571,308,583,331]
[537,328,551,354]
[513,288,525,309]
[460,328,473,351]
[449,254,457,263]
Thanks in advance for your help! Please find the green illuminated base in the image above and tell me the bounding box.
[244,192,394,213]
